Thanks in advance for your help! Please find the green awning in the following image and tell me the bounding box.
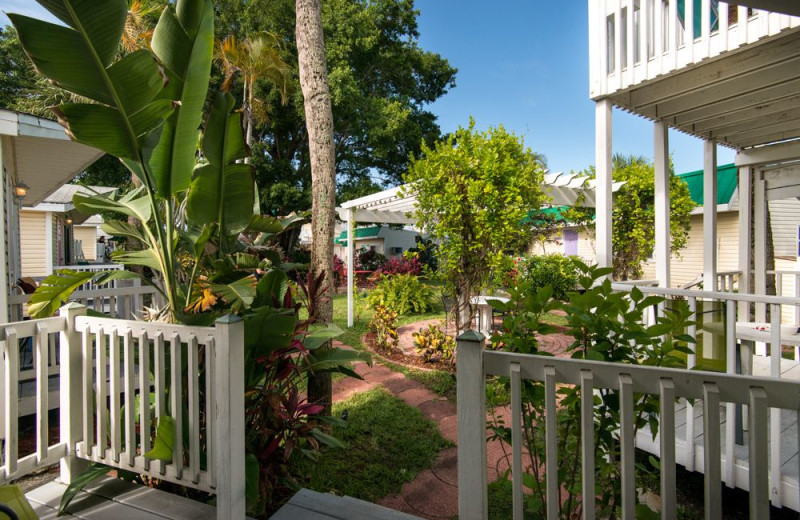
[334,225,382,246]
[677,163,737,206]
[522,206,572,226]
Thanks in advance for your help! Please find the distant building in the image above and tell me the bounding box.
[333,225,420,260]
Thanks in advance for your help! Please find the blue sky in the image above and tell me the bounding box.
[0,0,734,175]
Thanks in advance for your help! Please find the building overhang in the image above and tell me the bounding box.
[0,110,104,206]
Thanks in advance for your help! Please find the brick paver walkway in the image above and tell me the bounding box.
[331,324,575,520]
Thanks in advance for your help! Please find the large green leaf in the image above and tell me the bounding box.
[27,270,96,318]
[112,249,163,272]
[73,187,152,223]
[58,462,112,515]
[144,416,175,462]
[255,269,289,307]
[186,92,254,237]
[243,307,296,356]
[210,275,257,312]
[9,4,172,165]
[148,0,215,196]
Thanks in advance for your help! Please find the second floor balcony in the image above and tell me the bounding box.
[590,1,800,149]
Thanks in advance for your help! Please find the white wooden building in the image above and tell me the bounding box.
[333,225,420,259]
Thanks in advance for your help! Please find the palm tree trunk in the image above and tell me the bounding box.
[296,0,336,413]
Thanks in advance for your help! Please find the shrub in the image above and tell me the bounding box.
[356,248,387,271]
[519,254,580,300]
[413,324,455,364]
[407,236,438,272]
[368,274,435,315]
[333,255,346,288]
[379,255,422,277]
[368,305,399,353]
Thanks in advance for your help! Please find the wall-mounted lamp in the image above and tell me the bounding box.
[13,182,29,199]
[65,217,73,225]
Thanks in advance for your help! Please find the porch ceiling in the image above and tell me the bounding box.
[0,111,103,206]
[606,28,800,151]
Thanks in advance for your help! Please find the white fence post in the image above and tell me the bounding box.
[214,315,246,520]
[456,330,487,520]
[59,303,87,484]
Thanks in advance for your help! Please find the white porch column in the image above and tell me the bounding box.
[596,99,613,271]
[654,120,671,288]
[703,140,717,292]
[737,165,752,319]
[346,208,355,328]
[0,139,9,324]
[754,171,767,322]
[45,211,54,275]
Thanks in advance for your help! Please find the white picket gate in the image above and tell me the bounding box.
[0,304,246,519]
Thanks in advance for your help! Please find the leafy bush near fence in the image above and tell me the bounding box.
[369,305,400,353]
[356,248,387,271]
[368,274,435,315]
[518,254,581,300]
[413,323,455,365]
[378,255,422,276]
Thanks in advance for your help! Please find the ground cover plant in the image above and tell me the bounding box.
[367,273,436,315]
[297,387,451,501]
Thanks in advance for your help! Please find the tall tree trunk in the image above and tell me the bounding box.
[296,0,336,413]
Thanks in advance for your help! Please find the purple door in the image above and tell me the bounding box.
[563,229,578,256]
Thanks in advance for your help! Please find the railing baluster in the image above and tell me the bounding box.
[659,378,676,519]
[4,329,19,478]
[109,329,121,462]
[188,335,200,484]
[719,2,729,50]
[724,300,736,487]
[619,374,635,520]
[509,363,523,520]
[154,331,166,475]
[123,329,135,466]
[170,334,183,478]
[35,323,49,463]
[686,296,697,471]
[748,387,769,518]
[205,337,215,487]
[544,366,558,520]
[82,328,94,455]
[770,303,782,507]
[580,370,595,520]
[138,330,151,471]
[703,383,722,520]
[95,328,107,460]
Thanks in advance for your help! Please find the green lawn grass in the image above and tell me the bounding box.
[299,387,452,501]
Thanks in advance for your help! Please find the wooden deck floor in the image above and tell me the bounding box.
[636,354,800,511]
[270,489,423,520]
[25,477,222,520]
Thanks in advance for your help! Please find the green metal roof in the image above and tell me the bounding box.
[677,163,737,206]
[334,225,382,246]
[522,206,571,225]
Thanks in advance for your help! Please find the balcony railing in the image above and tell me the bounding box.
[0,306,246,519]
[589,0,800,99]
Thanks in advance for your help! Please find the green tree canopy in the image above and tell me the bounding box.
[405,119,547,331]
[214,0,457,214]
[566,154,696,280]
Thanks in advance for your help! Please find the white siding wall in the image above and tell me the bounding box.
[19,211,47,277]
[378,228,420,257]
[527,229,596,262]
[769,198,800,257]
[74,225,97,261]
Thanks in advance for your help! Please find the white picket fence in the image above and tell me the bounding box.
[456,333,800,520]
[590,0,800,99]
[0,304,246,519]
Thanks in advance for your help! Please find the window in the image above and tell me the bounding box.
[390,247,403,255]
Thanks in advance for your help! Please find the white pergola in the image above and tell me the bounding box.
[336,173,624,327]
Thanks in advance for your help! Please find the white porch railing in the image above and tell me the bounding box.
[0,305,246,519]
[457,334,800,519]
[589,1,800,99]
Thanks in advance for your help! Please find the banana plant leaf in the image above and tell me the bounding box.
[9,1,173,170]
[27,270,95,319]
[187,92,254,238]
[209,275,257,312]
[147,0,215,197]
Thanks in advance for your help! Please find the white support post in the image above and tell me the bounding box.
[45,212,54,275]
[456,330,487,520]
[0,140,8,324]
[703,140,718,292]
[596,99,613,272]
[59,302,88,484]
[214,315,246,520]
[346,208,355,328]
[738,165,753,320]
[654,120,670,288]
[754,171,767,322]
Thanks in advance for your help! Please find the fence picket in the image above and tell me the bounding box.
[749,387,769,518]
[95,329,107,460]
[206,337,216,487]
[170,334,183,478]
[4,329,19,478]
[35,323,48,463]
[770,303,782,506]
[703,383,722,520]
[82,329,93,455]
[544,366,558,520]
[123,330,135,466]
[510,363,523,520]
[659,378,676,520]
[580,370,595,520]
[619,374,635,520]
[188,335,200,484]
[109,329,121,462]
[139,331,151,471]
